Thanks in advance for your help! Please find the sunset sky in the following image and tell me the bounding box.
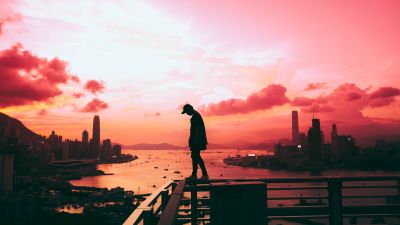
[1,0,400,146]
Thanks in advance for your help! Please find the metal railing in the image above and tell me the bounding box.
[122,180,176,225]
[123,175,400,225]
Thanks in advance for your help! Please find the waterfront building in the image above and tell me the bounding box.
[101,139,112,161]
[92,115,100,159]
[307,118,323,168]
[337,135,357,164]
[113,144,122,156]
[82,130,89,146]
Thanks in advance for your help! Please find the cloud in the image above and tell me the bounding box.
[346,92,362,101]
[200,84,290,116]
[73,92,84,98]
[0,43,78,108]
[84,79,105,94]
[0,1,21,35]
[292,83,400,115]
[369,87,400,99]
[304,82,327,91]
[79,98,108,112]
[37,109,48,116]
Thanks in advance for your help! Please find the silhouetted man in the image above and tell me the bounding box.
[181,104,209,180]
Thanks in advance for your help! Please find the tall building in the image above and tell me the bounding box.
[331,124,338,157]
[101,139,112,161]
[292,111,299,144]
[337,135,356,163]
[82,130,89,146]
[307,118,323,168]
[92,115,100,158]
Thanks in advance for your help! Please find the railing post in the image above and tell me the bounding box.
[328,179,343,225]
[143,207,154,225]
[161,189,169,210]
[172,182,177,192]
[191,184,198,225]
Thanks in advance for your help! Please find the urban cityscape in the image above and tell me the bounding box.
[0,113,138,224]
[224,111,400,171]
[1,0,400,225]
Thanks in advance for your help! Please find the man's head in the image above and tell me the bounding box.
[181,104,194,116]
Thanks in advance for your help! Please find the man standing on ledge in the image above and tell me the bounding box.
[181,104,209,180]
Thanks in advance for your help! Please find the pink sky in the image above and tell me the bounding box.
[0,0,399,146]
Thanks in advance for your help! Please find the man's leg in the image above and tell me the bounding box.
[191,150,199,176]
[197,152,208,176]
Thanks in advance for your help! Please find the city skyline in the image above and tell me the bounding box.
[1,0,400,146]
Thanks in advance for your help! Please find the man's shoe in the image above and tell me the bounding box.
[199,175,209,180]
[185,175,197,180]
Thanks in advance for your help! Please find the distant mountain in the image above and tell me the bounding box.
[123,143,185,150]
[0,112,43,144]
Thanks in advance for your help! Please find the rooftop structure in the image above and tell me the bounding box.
[123,175,400,225]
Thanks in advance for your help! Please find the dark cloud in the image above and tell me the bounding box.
[84,79,105,94]
[200,84,290,116]
[0,43,78,108]
[369,87,400,99]
[79,98,108,113]
[346,92,362,101]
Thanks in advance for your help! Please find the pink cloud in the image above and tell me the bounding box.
[292,83,400,115]
[200,84,290,115]
[369,87,400,99]
[0,43,79,107]
[84,79,105,94]
[37,109,48,116]
[73,92,84,98]
[79,98,108,113]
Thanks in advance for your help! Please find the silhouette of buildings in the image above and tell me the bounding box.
[92,115,100,159]
[307,118,323,168]
[82,130,88,146]
[0,138,15,193]
[298,132,306,146]
[292,111,299,144]
[113,144,122,156]
[337,135,357,164]
[101,139,112,161]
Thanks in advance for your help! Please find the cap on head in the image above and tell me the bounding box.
[181,104,194,114]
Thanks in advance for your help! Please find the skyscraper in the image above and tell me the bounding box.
[82,130,89,146]
[292,111,299,144]
[307,118,323,168]
[92,115,100,159]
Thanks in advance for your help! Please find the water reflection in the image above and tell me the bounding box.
[71,149,398,195]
